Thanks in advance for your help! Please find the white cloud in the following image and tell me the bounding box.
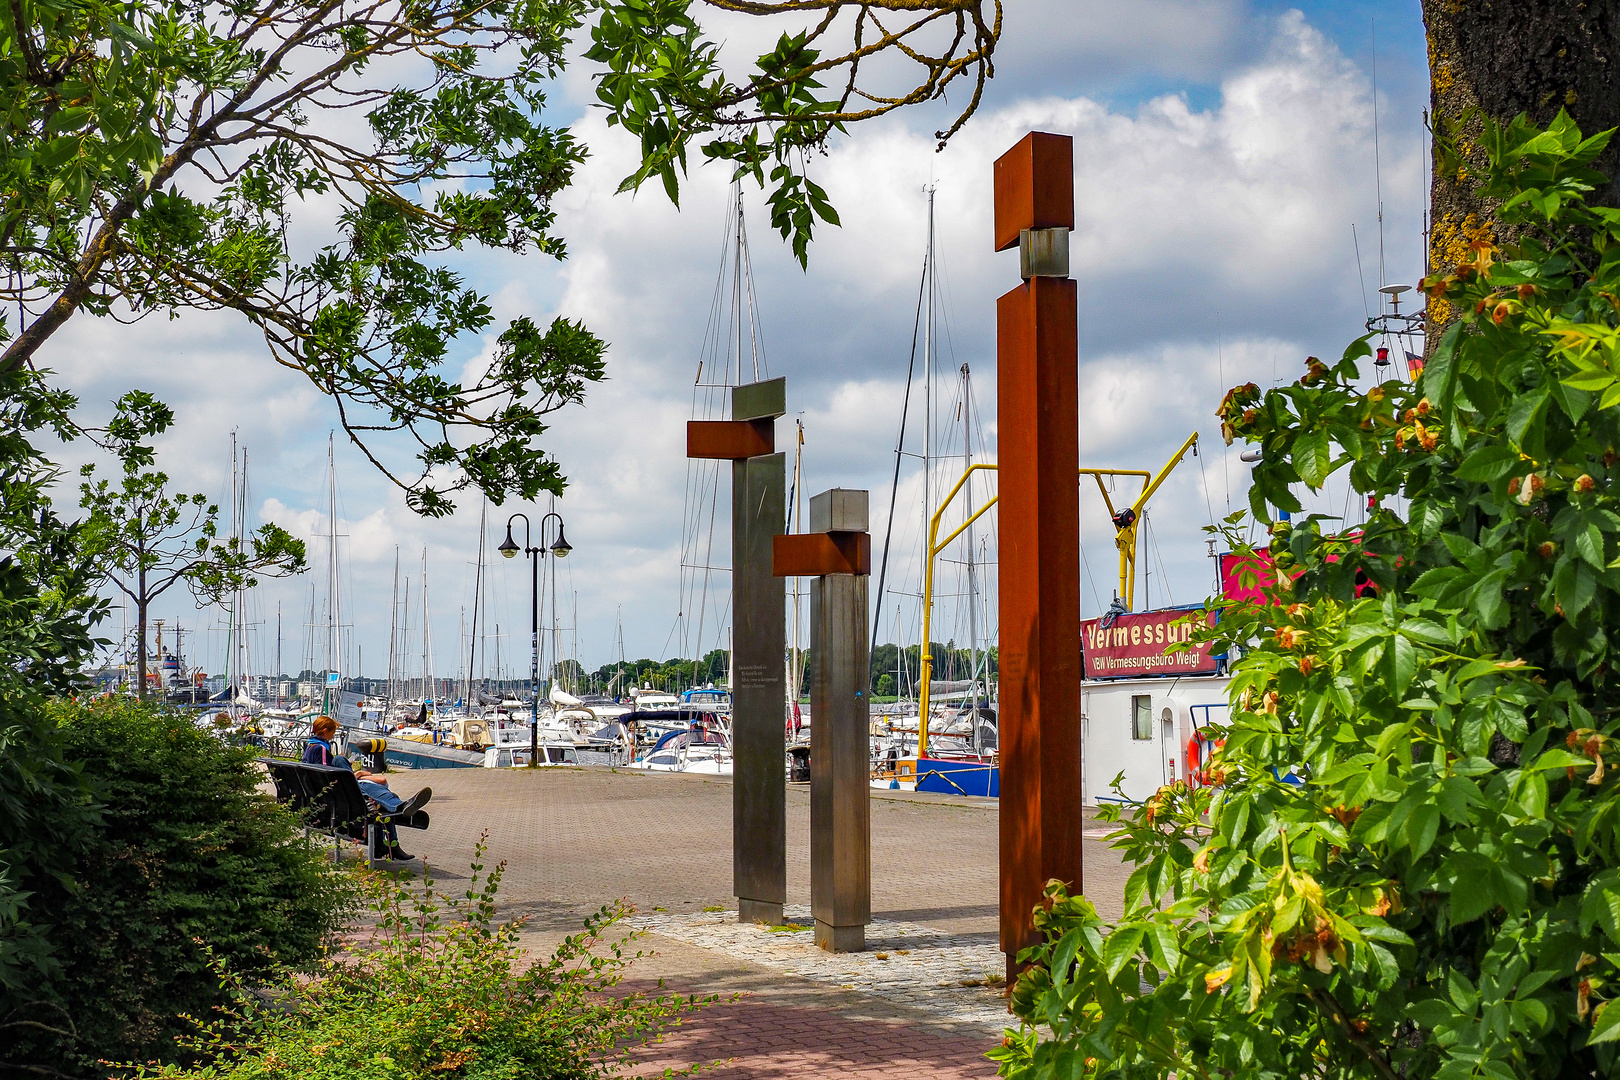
[44,7,1425,678]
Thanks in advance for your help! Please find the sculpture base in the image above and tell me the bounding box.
[738,898,783,926]
[815,920,865,953]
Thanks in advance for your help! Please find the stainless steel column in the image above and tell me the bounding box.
[732,448,786,926]
[807,490,871,952]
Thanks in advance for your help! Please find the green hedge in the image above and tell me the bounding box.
[3,698,356,1077]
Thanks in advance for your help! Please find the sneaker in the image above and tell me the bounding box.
[397,788,433,816]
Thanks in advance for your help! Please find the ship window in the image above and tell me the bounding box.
[1131,696,1152,740]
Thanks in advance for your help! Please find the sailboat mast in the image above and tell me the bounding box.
[326,434,340,709]
[962,363,980,749]
[467,501,486,711]
[226,433,238,717]
[399,576,410,707]
[240,448,251,704]
[386,549,399,711]
[920,185,936,702]
[421,548,432,707]
[790,419,804,710]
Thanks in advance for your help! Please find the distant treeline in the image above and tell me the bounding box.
[580,642,997,698]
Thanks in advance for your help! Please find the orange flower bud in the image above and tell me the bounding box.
[1493,302,1511,324]
[1508,476,1522,495]
[1518,283,1536,299]
[1539,541,1557,559]
[1577,474,1596,493]
[1299,655,1314,675]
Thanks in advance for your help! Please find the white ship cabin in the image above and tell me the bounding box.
[1079,604,1231,806]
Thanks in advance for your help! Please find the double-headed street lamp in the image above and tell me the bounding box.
[499,511,571,768]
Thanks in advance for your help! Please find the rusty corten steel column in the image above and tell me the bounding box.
[995,132,1082,978]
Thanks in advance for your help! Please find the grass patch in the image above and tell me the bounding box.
[768,922,811,933]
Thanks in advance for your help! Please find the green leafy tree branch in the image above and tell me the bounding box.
[0,0,997,513]
[79,392,306,698]
[995,113,1620,1080]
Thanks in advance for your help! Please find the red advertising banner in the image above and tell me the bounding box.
[1081,608,1218,679]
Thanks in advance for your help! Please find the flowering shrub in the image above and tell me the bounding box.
[136,838,709,1080]
[993,112,1620,1080]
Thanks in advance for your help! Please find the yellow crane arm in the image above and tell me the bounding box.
[914,434,1198,755]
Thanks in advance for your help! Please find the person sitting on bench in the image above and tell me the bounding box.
[304,717,431,861]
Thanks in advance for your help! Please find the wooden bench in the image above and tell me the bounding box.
[260,758,430,866]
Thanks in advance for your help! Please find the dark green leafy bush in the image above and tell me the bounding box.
[0,367,106,1017]
[994,113,1620,1080]
[4,698,356,1077]
[136,840,709,1079]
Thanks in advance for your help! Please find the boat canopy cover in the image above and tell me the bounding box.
[649,728,729,753]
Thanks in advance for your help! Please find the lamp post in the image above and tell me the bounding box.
[499,512,570,768]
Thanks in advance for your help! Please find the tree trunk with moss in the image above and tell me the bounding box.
[1422,0,1620,342]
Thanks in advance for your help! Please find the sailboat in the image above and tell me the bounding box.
[871,188,1000,780]
[627,181,774,774]
[674,181,766,710]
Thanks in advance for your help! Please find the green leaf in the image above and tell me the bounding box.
[1575,521,1607,568]
[1148,921,1182,973]
[1423,322,1463,410]
[1506,386,1551,448]
[1407,801,1441,858]
[1385,632,1419,698]
[1401,619,1455,646]
[1449,968,1481,1013]
[1591,1002,1620,1044]
[1102,926,1145,979]
[1562,367,1614,392]
[1451,870,1497,925]
[1456,445,1522,482]
[1295,428,1332,489]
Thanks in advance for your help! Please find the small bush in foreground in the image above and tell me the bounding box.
[135,839,710,1080]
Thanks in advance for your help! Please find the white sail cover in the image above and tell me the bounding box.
[549,685,584,706]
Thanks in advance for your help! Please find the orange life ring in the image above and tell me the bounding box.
[1187,731,1226,786]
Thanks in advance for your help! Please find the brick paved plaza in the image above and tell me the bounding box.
[384,767,1131,1078]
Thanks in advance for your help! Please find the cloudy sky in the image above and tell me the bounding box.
[49,0,1431,686]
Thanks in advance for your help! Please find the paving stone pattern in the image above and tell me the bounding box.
[618,992,1005,1080]
[629,905,1011,1032]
